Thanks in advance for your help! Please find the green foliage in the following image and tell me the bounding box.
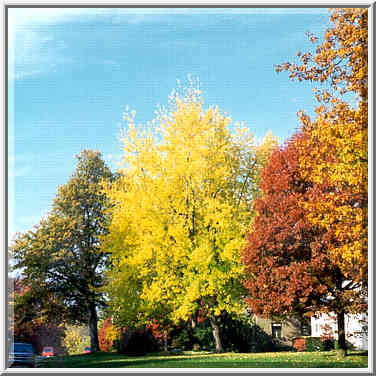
[11,150,114,351]
[222,319,274,353]
[334,340,355,351]
[170,328,192,350]
[168,321,215,352]
[12,277,69,347]
[293,337,355,353]
[115,329,159,356]
[305,337,334,352]
[192,325,215,351]
[169,313,275,353]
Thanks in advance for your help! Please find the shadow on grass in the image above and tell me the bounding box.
[39,349,369,369]
[61,359,368,369]
[325,350,368,358]
[43,353,368,369]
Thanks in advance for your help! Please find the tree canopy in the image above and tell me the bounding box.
[243,8,368,355]
[275,7,368,280]
[102,86,277,352]
[12,150,114,351]
[242,133,366,353]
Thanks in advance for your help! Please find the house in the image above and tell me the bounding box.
[249,313,311,346]
[311,312,368,350]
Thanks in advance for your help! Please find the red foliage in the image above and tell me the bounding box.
[98,317,115,352]
[196,309,206,324]
[242,134,331,318]
[147,320,171,342]
[320,323,335,342]
[293,338,307,352]
[242,131,367,352]
[242,132,366,313]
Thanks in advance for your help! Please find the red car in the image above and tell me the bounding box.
[42,346,54,358]
[84,346,91,354]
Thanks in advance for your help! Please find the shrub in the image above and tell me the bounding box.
[144,312,276,353]
[98,318,120,352]
[192,324,214,351]
[293,338,307,352]
[62,326,90,355]
[126,330,158,356]
[113,331,130,354]
[219,312,275,353]
[305,337,322,352]
[175,312,277,353]
[334,339,355,351]
[322,339,335,351]
[115,327,159,356]
[170,328,192,350]
[304,337,334,352]
[192,343,200,351]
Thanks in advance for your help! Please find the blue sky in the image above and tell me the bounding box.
[8,7,332,241]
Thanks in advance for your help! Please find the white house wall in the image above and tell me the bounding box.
[311,313,368,350]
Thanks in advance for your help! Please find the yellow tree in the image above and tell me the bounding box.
[103,85,277,352]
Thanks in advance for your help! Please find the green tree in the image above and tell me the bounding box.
[103,85,277,352]
[12,150,113,352]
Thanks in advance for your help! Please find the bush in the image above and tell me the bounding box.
[113,331,129,354]
[192,343,200,351]
[293,337,356,352]
[304,337,334,352]
[62,326,90,355]
[192,325,214,351]
[115,328,159,356]
[220,312,275,353]
[293,338,307,352]
[168,313,275,353]
[168,319,214,351]
[334,339,355,351]
[170,328,193,350]
[98,318,120,352]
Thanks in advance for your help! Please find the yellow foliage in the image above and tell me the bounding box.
[102,85,277,327]
[293,9,367,280]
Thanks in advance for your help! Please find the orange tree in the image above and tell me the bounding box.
[279,8,368,352]
[243,8,368,355]
[242,134,366,354]
[275,8,368,282]
[98,318,121,352]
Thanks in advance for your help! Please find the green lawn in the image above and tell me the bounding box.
[38,350,368,368]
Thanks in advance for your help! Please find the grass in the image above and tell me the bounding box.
[38,350,368,368]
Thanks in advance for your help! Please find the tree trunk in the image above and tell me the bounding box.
[163,329,168,352]
[89,301,100,352]
[209,316,224,353]
[191,310,198,329]
[191,318,196,329]
[337,310,347,357]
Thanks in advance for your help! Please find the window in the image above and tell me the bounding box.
[272,323,282,339]
[301,317,311,336]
